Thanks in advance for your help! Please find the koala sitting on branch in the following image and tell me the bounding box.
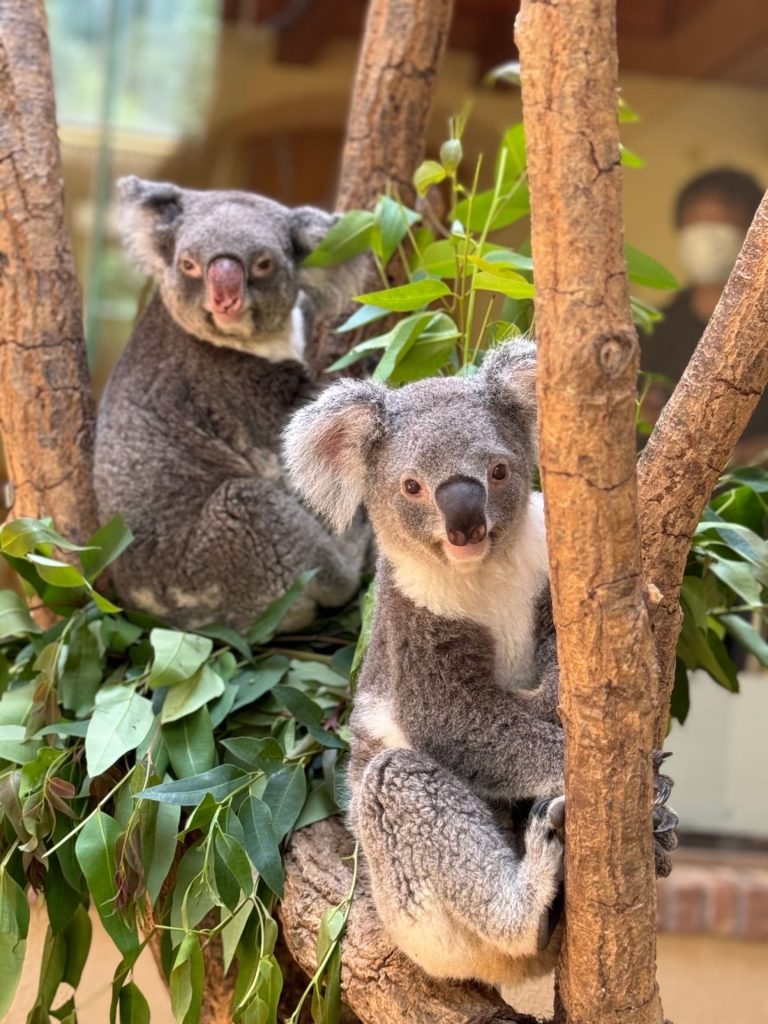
[285,340,677,989]
[94,178,368,632]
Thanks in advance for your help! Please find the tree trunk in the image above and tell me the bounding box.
[305,0,454,378]
[637,191,768,745]
[0,0,98,542]
[516,2,663,1023]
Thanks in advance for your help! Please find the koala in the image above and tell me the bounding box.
[94,177,369,632]
[284,340,678,990]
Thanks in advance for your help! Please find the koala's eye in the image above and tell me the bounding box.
[491,463,508,481]
[180,256,201,278]
[252,255,274,278]
[402,478,422,497]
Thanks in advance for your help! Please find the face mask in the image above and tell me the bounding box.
[677,222,746,286]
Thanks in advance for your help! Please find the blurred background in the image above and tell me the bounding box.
[9,2,768,1020]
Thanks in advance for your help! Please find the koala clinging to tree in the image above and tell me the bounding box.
[94,177,369,632]
[285,340,677,989]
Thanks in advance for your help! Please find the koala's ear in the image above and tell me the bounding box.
[117,176,185,276]
[290,206,366,315]
[289,206,337,262]
[283,379,387,532]
[481,339,538,412]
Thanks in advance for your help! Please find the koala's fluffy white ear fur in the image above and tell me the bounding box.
[283,379,386,532]
[117,176,185,277]
[482,338,538,412]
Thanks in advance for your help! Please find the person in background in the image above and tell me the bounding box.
[642,167,767,462]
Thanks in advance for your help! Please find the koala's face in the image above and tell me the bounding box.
[284,341,538,573]
[365,379,534,569]
[117,177,340,352]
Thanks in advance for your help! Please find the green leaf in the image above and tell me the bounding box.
[0,723,40,763]
[454,183,530,233]
[148,629,213,689]
[708,555,764,607]
[161,663,225,724]
[75,811,139,956]
[214,823,254,910]
[0,591,41,639]
[119,981,151,1024]
[372,195,421,265]
[625,243,679,290]
[419,240,459,278]
[355,278,451,312]
[721,613,768,666]
[472,270,535,299]
[620,144,644,168]
[85,686,155,777]
[239,793,285,897]
[248,572,317,645]
[60,903,92,988]
[163,707,216,777]
[294,780,338,830]
[221,902,252,974]
[262,765,307,841]
[193,622,251,660]
[301,211,375,268]
[170,934,204,1024]
[140,798,181,905]
[496,123,526,181]
[43,855,82,934]
[0,518,90,557]
[26,554,86,588]
[230,657,290,712]
[334,302,391,335]
[170,845,215,940]
[372,312,434,382]
[59,620,103,716]
[630,295,663,334]
[413,159,447,196]
[139,765,247,805]
[275,686,346,749]
[325,334,390,373]
[618,96,640,123]
[80,516,134,581]
[221,736,285,773]
[0,869,30,1018]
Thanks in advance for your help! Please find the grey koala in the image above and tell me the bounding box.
[94,177,369,632]
[284,340,678,989]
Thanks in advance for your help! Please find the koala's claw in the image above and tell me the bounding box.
[531,795,566,833]
[653,805,679,834]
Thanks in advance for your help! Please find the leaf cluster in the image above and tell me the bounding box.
[0,517,367,1024]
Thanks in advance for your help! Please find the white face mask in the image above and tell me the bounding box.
[677,221,746,286]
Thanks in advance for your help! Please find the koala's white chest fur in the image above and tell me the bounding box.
[393,492,549,689]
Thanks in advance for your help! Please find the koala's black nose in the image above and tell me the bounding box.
[434,477,488,547]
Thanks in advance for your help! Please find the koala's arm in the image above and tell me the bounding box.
[524,586,562,725]
[387,607,565,802]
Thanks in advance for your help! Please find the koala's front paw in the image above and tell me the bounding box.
[652,750,679,878]
[531,794,566,834]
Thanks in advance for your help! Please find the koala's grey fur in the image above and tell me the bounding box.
[94,177,368,632]
[284,340,677,990]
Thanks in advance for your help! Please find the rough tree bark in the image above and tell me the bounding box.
[516,2,663,1023]
[637,191,768,745]
[305,0,454,378]
[0,0,98,542]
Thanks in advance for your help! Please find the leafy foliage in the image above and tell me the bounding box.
[0,517,364,1022]
[304,109,676,386]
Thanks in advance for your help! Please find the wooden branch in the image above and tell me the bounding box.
[305,0,454,378]
[280,818,547,1024]
[0,0,98,542]
[637,190,768,746]
[516,2,663,1022]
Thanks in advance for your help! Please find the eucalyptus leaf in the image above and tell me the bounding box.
[148,629,213,688]
[80,516,134,581]
[170,933,204,1024]
[334,302,391,334]
[141,797,182,905]
[262,764,307,841]
[372,195,420,265]
[160,663,225,724]
[163,707,216,777]
[301,210,375,268]
[239,793,285,897]
[413,159,447,196]
[248,572,317,645]
[85,686,155,777]
[75,811,139,956]
[355,278,451,312]
[0,868,30,1018]
[140,764,247,805]
[0,591,41,640]
[119,981,151,1024]
[625,243,679,290]
[26,554,86,588]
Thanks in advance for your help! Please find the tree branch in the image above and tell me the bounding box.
[280,818,545,1024]
[0,0,98,542]
[637,190,768,746]
[305,0,454,378]
[516,1,663,1022]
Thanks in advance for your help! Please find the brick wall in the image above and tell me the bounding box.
[657,855,768,940]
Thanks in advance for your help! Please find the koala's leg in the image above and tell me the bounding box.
[164,478,368,631]
[356,749,564,988]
